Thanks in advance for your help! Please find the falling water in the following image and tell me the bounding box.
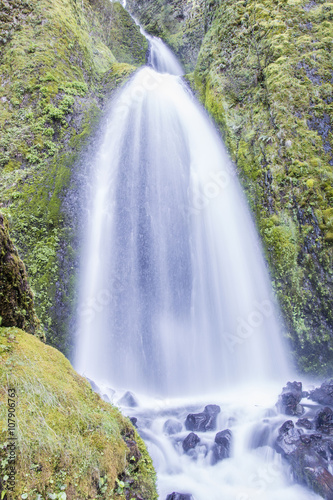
[73,29,321,500]
[75,35,289,395]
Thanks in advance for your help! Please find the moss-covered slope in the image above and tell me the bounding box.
[0,327,157,499]
[0,0,148,354]
[0,214,43,339]
[128,0,333,375]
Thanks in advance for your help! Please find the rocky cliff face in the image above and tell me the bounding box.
[0,213,43,339]
[128,0,333,376]
[0,0,148,354]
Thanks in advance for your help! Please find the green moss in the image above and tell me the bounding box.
[0,0,144,353]
[0,214,44,340]
[0,327,157,499]
[188,0,333,375]
[131,0,333,375]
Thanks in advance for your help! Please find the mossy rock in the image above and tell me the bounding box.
[0,214,44,340]
[0,327,157,499]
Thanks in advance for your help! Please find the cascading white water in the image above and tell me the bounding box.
[74,31,320,500]
[75,38,289,395]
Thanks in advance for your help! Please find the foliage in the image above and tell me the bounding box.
[0,0,147,354]
[0,327,157,499]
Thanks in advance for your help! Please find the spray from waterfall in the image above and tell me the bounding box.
[74,31,290,396]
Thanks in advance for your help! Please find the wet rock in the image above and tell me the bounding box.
[277,381,304,416]
[163,418,182,435]
[166,494,193,500]
[130,417,138,428]
[296,418,313,430]
[185,405,221,432]
[304,467,333,500]
[315,407,333,435]
[212,429,232,464]
[275,420,303,456]
[118,391,138,408]
[275,416,333,499]
[183,432,200,453]
[310,380,333,406]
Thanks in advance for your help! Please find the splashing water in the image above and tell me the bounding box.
[72,27,319,500]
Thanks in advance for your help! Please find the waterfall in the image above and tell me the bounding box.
[73,30,322,500]
[74,30,290,397]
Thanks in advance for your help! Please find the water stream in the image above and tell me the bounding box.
[74,29,319,499]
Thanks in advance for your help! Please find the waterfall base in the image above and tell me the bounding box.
[88,380,326,500]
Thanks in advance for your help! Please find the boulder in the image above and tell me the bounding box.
[166,494,193,500]
[163,418,182,435]
[130,417,138,428]
[183,432,200,453]
[310,381,333,406]
[275,418,333,499]
[296,418,313,430]
[185,405,221,432]
[118,391,138,408]
[315,407,333,435]
[212,429,232,464]
[277,381,304,416]
[275,420,303,456]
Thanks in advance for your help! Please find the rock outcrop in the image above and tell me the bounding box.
[0,214,43,339]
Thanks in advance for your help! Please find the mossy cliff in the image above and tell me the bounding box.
[0,327,157,499]
[127,0,213,72]
[0,214,43,339]
[0,0,148,354]
[128,0,333,376]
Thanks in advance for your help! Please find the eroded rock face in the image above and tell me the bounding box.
[0,214,43,339]
[185,405,221,432]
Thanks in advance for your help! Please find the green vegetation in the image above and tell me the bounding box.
[0,214,43,339]
[128,0,333,375]
[0,327,157,499]
[0,0,147,354]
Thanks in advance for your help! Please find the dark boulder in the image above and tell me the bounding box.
[166,494,193,500]
[183,432,200,453]
[277,381,304,416]
[296,418,313,430]
[310,381,333,406]
[212,429,232,464]
[130,417,138,428]
[275,420,303,456]
[163,419,182,435]
[275,418,333,499]
[185,405,221,432]
[118,391,138,408]
[315,407,333,435]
